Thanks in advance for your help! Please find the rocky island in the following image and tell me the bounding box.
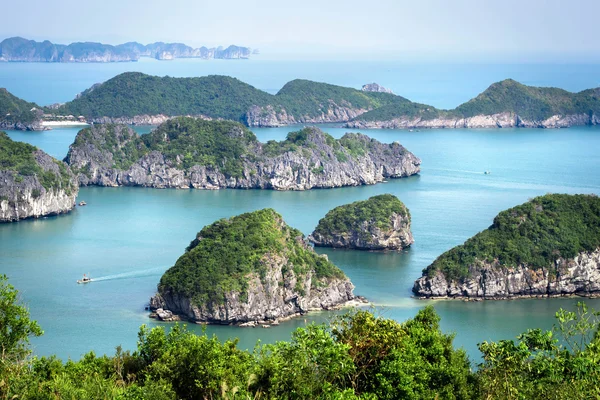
[0,88,44,131]
[309,194,414,250]
[413,194,600,299]
[149,208,356,324]
[0,132,78,222]
[0,37,253,62]
[348,79,600,129]
[49,73,600,129]
[64,118,421,190]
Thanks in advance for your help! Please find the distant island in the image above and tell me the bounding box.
[413,194,600,299]
[309,194,414,250]
[64,118,421,190]
[149,208,357,325]
[2,73,599,130]
[0,37,254,63]
[0,132,78,222]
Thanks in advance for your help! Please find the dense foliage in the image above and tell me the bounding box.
[2,274,599,399]
[56,73,400,123]
[158,208,345,305]
[424,194,600,281]
[0,88,39,124]
[142,118,258,177]
[0,131,74,193]
[355,79,600,122]
[313,194,410,237]
[452,79,600,121]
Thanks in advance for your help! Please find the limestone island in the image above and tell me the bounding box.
[64,118,420,190]
[0,132,78,222]
[149,208,359,325]
[309,194,414,250]
[413,194,600,299]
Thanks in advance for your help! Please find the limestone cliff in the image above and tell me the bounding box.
[149,209,356,324]
[64,118,420,190]
[361,83,394,94]
[0,133,78,222]
[309,194,414,250]
[245,103,369,127]
[346,112,600,130]
[413,250,600,299]
[413,194,600,299]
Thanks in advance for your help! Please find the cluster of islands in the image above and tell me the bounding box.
[1,71,599,134]
[1,89,599,327]
[0,37,255,62]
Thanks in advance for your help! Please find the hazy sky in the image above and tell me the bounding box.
[2,0,598,61]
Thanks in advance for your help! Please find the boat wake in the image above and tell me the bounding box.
[429,168,487,175]
[89,267,165,282]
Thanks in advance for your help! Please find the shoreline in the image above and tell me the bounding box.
[414,292,600,301]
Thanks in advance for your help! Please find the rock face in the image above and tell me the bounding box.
[362,83,394,94]
[64,121,421,190]
[0,136,78,222]
[149,209,356,324]
[245,103,370,127]
[309,194,414,250]
[413,250,600,299]
[346,112,600,129]
[413,194,600,299]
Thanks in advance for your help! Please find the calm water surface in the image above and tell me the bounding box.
[2,124,600,362]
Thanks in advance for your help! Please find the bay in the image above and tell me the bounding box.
[2,123,600,363]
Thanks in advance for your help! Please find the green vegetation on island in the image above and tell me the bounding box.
[55,72,402,122]
[0,131,74,193]
[0,88,39,125]
[158,208,345,305]
[313,194,410,236]
[2,273,600,399]
[451,79,600,121]
[356,79,600,123]
[423,194,600,281]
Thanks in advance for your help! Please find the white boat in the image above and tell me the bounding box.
[77,274,92,284]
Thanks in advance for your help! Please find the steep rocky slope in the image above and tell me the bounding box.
[64,118,420,190]
[0,132,78,222]
[0,88,44,131]
[309,194,414,250]
[149,209,356,324]
[413,194,600,299]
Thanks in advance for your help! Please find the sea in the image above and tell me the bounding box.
[1,58,600,363]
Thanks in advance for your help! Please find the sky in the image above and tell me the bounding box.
[2,0,599,61]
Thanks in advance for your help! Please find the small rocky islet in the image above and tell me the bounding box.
[64,118,421,190]
[149,208,358,325]
[413,194,600,299]
[0,132,78,222]
[309,194,414,250]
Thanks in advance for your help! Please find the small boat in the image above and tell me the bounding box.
[77,274,92,284]
[484,171,491,175]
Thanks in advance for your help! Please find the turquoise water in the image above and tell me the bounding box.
[1,59,600,109]
[2,124,600,363]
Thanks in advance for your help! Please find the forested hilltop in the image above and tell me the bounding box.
[414,194,600,299]
[0,132,78,222]
[349,79,600,129]
[64,118,421,190]
[54,72,405,126]
[51,73,600,129]
[2,274,599,399]
[0,88,43,130]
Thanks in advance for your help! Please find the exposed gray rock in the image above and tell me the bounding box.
[413,249,600,299]
[361,83,394,94]
[150,247,356,325]
[346,112,600,129]
[65,124,421,190]
[309,194,414,250]
[245,103,370,127]
[1,150,78,222]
